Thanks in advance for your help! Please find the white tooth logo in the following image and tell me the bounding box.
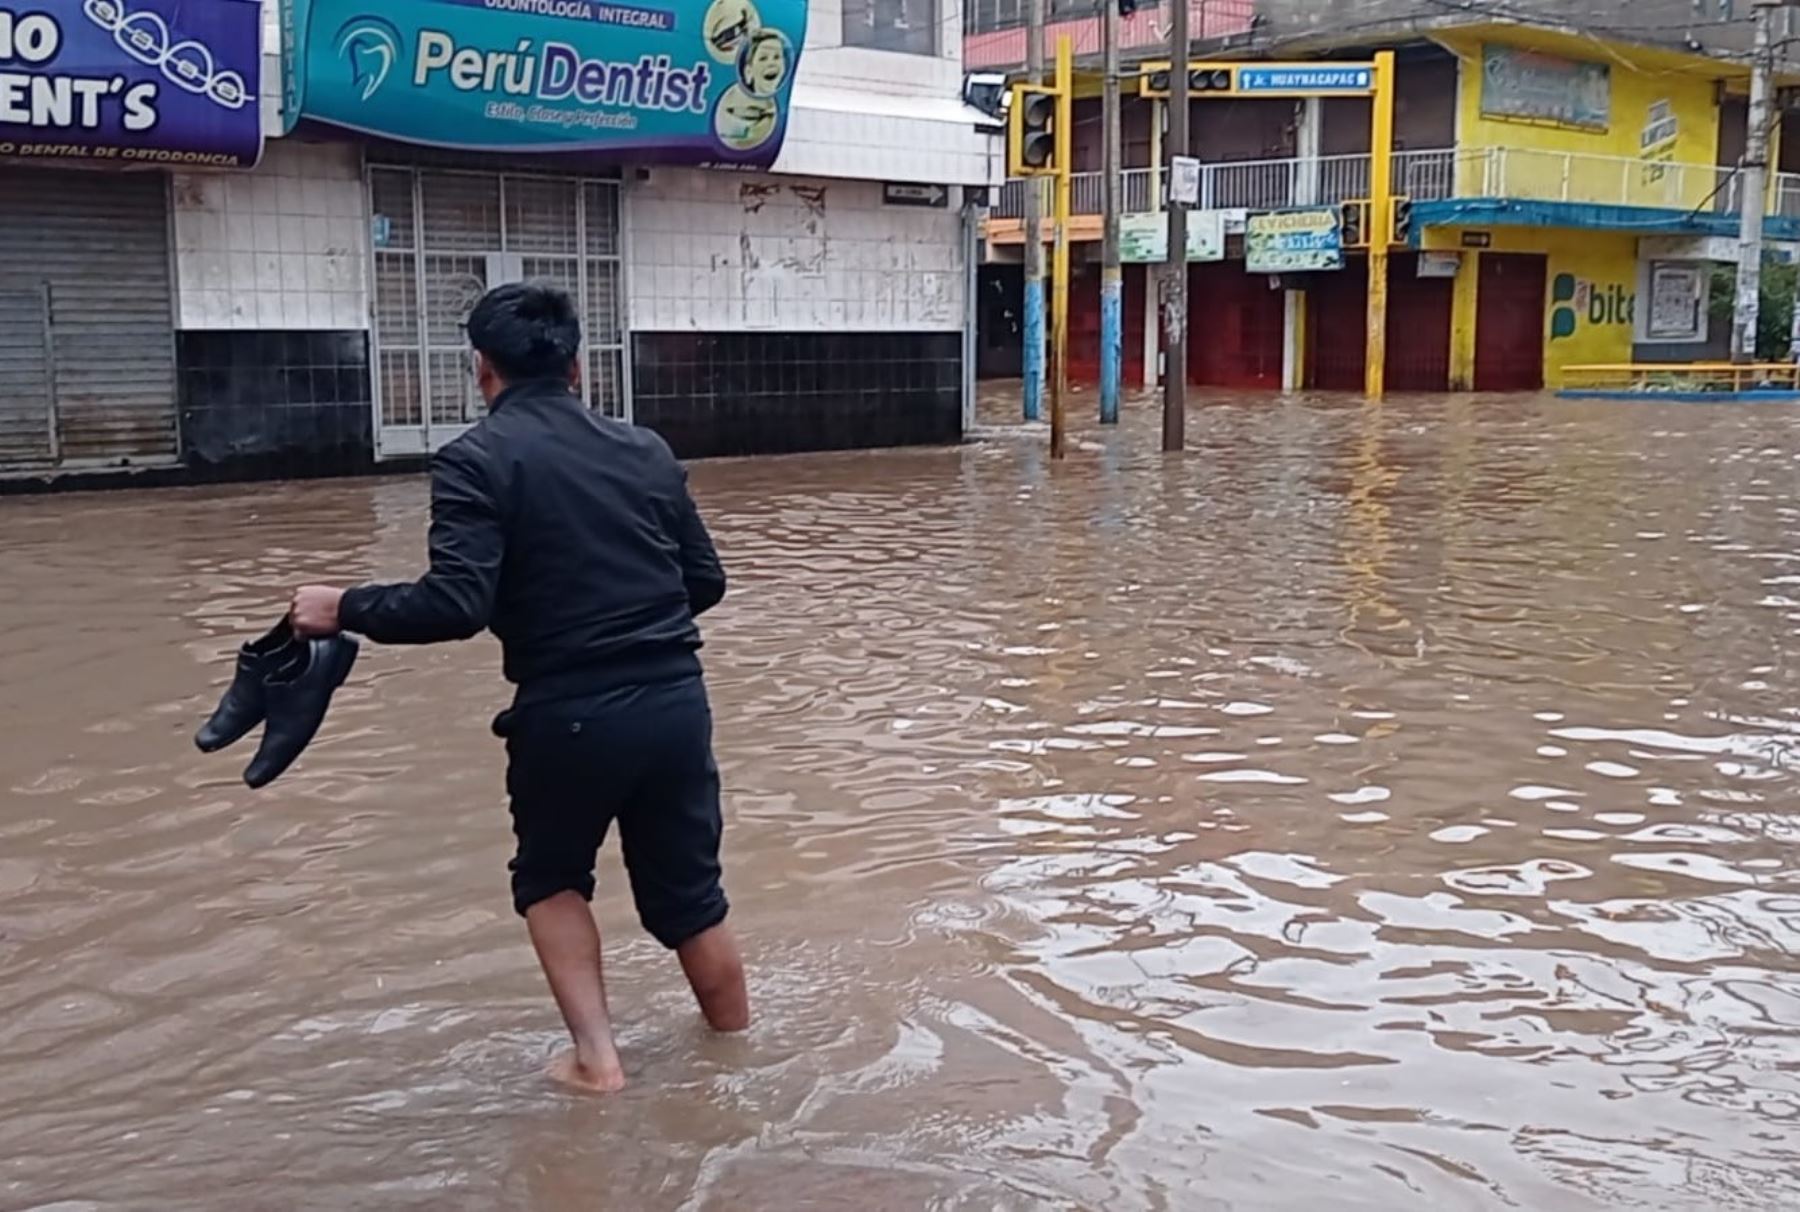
[335,20,399,102]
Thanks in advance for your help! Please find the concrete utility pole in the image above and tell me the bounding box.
[1022,0,1047,418]
[1162,0,1189,452]
[1734,0,1784,363]
[1099,0,1123,424]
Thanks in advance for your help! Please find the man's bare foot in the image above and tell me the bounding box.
[548,1047,626,1094]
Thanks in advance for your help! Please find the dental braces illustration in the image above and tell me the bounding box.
[81,0,251,110]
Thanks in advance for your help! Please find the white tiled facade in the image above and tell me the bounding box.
[630,170,966,333]
[172,141,367,331]
[171,0,997,340]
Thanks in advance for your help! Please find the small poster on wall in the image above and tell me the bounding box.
[1481,44,1610,131]
[1645,262,1707,343]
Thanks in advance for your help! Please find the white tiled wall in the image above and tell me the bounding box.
[171,141,368,331]
[630,169,965,332]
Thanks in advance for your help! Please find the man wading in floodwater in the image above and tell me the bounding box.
[287,282,748,1093]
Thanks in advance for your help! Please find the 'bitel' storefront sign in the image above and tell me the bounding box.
[1246,208,1345,274]
[0,0,263,167]
[284,0,808,167]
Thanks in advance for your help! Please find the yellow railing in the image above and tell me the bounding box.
[1561,363,1800,394]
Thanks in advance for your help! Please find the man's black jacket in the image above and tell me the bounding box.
[339,379,725,706]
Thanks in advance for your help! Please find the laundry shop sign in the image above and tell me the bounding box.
[284,0,808,167]
[0,0,264,166]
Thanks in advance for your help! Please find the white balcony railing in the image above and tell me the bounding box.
[992,145,1800,228]
[994,149,1461,220]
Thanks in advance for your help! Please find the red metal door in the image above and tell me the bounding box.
[1124,263,1147,386]
[1307,259,1368,391]
[1474,253,1547,392]
[1190,261,1284,389]
[1387,254,1452,392]
[1067,263,1101,385]
[1305,256,1452,393]
[1065,263,1150,387]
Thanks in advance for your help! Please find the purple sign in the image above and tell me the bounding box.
[0,0,264,168]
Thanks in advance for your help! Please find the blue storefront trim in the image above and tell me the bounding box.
[1412,198,1800,244]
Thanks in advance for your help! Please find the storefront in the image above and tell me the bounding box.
[282,0,996,464]
[284,0,804,457]
[0,0,263,475]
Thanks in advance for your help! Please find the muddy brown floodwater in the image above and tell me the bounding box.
[4,388,1800,1210]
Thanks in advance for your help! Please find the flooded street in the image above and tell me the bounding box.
[5,387,1800,1210]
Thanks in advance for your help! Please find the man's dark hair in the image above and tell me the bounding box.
[466,281,582,381]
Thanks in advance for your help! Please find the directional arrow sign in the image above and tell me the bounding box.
[883,182,950,208]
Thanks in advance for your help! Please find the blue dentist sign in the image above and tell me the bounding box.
[283,0,808,166]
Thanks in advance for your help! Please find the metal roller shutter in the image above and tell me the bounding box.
[0,170,176,469]
[0,285,54,467]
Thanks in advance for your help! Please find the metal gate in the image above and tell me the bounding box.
[0,285,56,467]
[0,170,177,472]
[367,166,626,456]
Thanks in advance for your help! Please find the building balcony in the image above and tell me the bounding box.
[987,146,1800,243]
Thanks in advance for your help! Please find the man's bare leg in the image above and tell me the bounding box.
[676,922,750,1032]
[525,891,627,1093]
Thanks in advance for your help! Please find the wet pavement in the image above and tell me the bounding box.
[3,386,1800,1210]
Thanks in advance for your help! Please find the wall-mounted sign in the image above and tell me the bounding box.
[883,182,947,208]
[1639,235,1737,263]
[1236,65,1372,95]
[1418,251,1461,279]
[0,0,263,167]
[1481,44,1610,131]
[1118,210,1225,263]
[1169,155,1200,207]
[283,0,807,167]
[1246,208,1343,273]
[1461,231,1493,248]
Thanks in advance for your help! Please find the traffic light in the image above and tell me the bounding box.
[1340,199,1370,249]
[1138,62,1237,98]
[1009,84,1061,177]
[1189,67,1233,93]
[1391,196,1415,244]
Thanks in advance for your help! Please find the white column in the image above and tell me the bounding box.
[1295,97,1323,207]
[1143,264,1161,386]
[1282,289,1306,392]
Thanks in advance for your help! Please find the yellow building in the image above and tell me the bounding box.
[1419,24,1791,388]
[981,21,1800,394]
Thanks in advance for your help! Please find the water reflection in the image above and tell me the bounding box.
[2,387,1799,1208]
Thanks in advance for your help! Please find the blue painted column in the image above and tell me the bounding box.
[1023,277,1045,421]
[1099,266,1122,423]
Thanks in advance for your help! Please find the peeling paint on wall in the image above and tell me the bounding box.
[631,169,964,333]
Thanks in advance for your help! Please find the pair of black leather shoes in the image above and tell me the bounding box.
[195,619,360,788]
